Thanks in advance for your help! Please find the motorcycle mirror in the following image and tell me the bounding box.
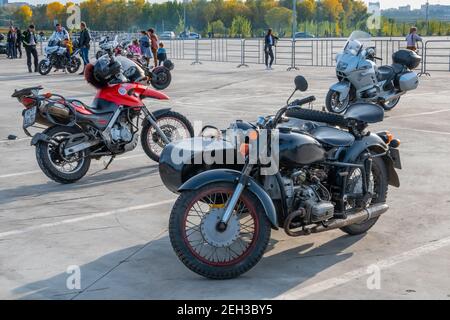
[294,76,308,92]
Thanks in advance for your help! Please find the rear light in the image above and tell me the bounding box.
[20,97,36,109]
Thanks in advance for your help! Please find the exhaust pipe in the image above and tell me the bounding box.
[284,203,389,236]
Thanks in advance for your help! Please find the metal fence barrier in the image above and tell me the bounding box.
[81,34,450,76]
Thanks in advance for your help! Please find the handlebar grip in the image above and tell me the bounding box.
[291,96,316,106]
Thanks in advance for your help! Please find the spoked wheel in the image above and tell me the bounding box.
[35,126,91,184]
[340,157,388,235]
[67,57,81,73]
[141,111,194,162]
[325,89,350,114]
[38,60,52,75]
[169,183,271,279]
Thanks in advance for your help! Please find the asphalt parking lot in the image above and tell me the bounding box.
[1,56,450,300]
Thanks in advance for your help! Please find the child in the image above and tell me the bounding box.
[129,39,141,55]
[157,42,167,66]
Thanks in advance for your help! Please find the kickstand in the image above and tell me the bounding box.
[103,156,116,170]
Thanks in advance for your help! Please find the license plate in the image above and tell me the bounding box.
[389,147,402,170]
[23,106,37,129]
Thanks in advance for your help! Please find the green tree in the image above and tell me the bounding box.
[265,7,293,35]
[13,5,33,27]
[208,20,226,36]
[230,15,252,38]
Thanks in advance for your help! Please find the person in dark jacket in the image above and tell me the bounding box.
[16,28,23,58]
[264,28,278,70]
[23,25,39,73]
[78,21,91,75]
[7,27,17,59]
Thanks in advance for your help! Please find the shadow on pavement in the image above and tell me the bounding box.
[0,165,159,206]
[12,232,364,299]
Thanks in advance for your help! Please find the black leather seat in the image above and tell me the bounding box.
[310,126,355,147]
[68,98,117,114]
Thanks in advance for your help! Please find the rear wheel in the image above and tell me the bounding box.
[326,89,350,114]
[381,97,400,111]
[141,111,194,162]
[35,126,91,184]
[38,60,52,75]
[169,183,271,279]
[340,157,388,235]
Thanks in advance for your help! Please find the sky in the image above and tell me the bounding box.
[6,0,450,10]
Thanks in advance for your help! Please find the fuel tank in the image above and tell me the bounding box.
[278,129,325,167]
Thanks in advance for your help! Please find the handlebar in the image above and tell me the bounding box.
[289,95,316,107]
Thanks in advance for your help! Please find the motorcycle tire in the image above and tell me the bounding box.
[150,68,172,90]
[141,111,194,163]
[95,51,104,60]
[381,97,401,111]
[38,60,52,75]
[67,57,81,74]
[169,182,272,279]
[35,126,91,184]
[340,156,388,235]
[325,89,350,114]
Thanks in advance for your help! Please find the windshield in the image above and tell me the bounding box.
[342,30,372,56]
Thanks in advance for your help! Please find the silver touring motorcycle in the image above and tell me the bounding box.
[159,76,402,279]
[326,31,421,113]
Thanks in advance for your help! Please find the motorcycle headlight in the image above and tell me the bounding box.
[337,61,348,70]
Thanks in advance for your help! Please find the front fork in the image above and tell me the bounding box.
[141,107,171,144]
[219,161,254,228]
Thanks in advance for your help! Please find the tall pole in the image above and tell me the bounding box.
[425,1,429,36]
[183,0,187,33]
[292,0,297,40]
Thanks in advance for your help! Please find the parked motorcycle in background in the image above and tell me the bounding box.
[13,55,193,184]
[326,31,421,113]
[95,35,120,59]
[38,38,82,75]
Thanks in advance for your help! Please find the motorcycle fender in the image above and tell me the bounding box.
[151,108,172,120]
[342,133,400,188]
[179,169,279,229]
[330,81,351,102]
[31,132,51,146]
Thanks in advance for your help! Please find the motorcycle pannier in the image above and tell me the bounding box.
[397,71,419,91]
[392,50,421,69]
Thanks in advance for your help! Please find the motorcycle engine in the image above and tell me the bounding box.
[110,118,133,143]
[266,168,335,225]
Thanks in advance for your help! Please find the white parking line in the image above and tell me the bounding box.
[0,153,147,179]
[0,199,175,239]
[275,235,450,300]
[385,108,450,120]
[389,126,450,135]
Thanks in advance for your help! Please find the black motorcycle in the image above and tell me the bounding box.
[159,76,402,279]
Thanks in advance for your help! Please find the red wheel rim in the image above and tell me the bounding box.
[181,186,260,267]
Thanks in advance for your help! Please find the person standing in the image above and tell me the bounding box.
[78,21,91,75]
[148,28,159,67]
[7,27,17,59]
[406,27,422,52]
[16,28,23,59]
[264,28,278,70]
[139,30,152,67]
[157,42,167,66]
[23,24,39,73]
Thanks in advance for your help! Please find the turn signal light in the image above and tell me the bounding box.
[240,143,250,157]
[390,139,401,148]
[386,131,394,144]
[248,130,258,141]
[44,92,52,98]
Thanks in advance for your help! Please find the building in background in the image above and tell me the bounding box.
[0,0,9,6]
